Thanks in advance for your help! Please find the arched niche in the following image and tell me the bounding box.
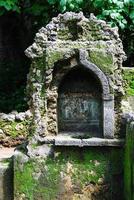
[57,65,103,138]
[47,51,114,138]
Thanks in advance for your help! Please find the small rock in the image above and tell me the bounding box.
[89,170,96,176]
[0,113,5,118]
[16,112,26,121]
[11,110,18,115]
[15,124,24,131]
[98,178,104,185]
[25,110,32,119]
[4,125,12,130]
[0,133,6,140]
[46,23,55,30]
[1,114,15,122]
[0,129,4,134]
[94,160,100,166]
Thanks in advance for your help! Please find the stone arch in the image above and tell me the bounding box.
[79,49,110,98]
[50,50,111,99]
[47,51,114,138]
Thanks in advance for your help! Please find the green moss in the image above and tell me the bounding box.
[15,161,36,200]
[57,28,72,40]
[15,158,62,200]
[56,20,102,41]
[70,149,109,186]
[0,119,30,139]
[34,57,46,70]
[123,68,134,96]
[110,148,124,175]
[93,42,107,50]
[89,50,114,74]
[77,21,102,41]
[31,142,38,149]
[14,147,124,199]
[124,122,134,200]
[46,50,65,69]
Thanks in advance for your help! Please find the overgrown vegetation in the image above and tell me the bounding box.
[15,147,124,199]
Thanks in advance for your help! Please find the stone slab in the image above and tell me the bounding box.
[82,138,124,146]
[43,136,124,147]
[55,136,82,146]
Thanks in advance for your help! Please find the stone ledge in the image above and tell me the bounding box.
[41,136,124,147]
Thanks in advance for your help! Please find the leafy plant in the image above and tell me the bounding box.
[0,0,20,15]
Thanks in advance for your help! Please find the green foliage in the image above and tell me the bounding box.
[93,0,132,29]
[0,0,133,30]
[45,0,134,31]
[0,0,20,15]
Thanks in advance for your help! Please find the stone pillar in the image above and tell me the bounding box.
[103,95,114,138]
[0,159,13,200]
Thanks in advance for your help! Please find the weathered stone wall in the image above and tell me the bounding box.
[25,12,126,140]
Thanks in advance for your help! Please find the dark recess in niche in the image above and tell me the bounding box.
[58,66,103,138]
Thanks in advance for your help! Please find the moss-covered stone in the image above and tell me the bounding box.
[14,147,124,200]
[0,120,29,139]
[0,119,30,146]
[89,50,114,74]
[123,68,134,96]
[46,49,65,69]
[57,28,73,40]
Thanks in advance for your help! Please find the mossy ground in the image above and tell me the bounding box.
[14,147,124,200]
